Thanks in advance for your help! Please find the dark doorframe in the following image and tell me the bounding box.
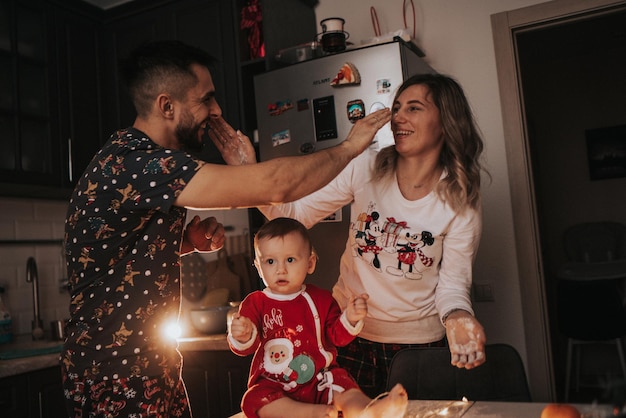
[491,0,626,402]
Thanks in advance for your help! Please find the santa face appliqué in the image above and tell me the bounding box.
[264,338,293,374]
[261,337,316,390]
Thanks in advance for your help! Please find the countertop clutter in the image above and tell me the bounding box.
[0,333,231,379]
[228,400,614,418]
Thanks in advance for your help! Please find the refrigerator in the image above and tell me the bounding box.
[253,39,435,290]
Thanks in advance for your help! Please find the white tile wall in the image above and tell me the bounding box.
[0,197,69,337]
[0,197,250,337]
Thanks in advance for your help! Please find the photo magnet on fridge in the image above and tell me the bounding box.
[268,100,293,116]
[347,99,365,123]
[271,129,291,147]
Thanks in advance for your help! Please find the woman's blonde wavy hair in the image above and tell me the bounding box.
[373,73,488,213]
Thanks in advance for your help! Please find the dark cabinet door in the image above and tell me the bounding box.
[0,0,63,194]
[0,0,105,198]
[27,366,65,418]
[0,372,28,418]
[0,366,64,418]
[182,350,251,417]
[53,5,104,187]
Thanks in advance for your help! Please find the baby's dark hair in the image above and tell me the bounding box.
[254,218,312,253]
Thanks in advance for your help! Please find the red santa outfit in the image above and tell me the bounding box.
[228,284,363,418]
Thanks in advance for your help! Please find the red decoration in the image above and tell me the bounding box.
[241,0,264,59]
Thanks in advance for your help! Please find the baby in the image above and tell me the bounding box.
[228,217,408,418]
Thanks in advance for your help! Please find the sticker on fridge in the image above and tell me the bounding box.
[268,100,294,116]
[271,129,291,147]
[377,79,391,94]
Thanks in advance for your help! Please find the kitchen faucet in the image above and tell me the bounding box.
[26,257,45,340]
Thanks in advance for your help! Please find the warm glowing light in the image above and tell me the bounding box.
[163,320,182,340]
[462,397,469,402]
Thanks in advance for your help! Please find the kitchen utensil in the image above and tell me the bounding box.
[200,287,229,308]
[319,17,348,53]
[206,250,241,302]
[189,306,230,334]
[320,17,345,33]
[181,252,208,302]
[275,42,322,65]
[50,320,66,341]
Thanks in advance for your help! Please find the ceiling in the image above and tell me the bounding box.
[79,0,135,9]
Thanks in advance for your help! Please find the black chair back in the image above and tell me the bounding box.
[386,343,531,402]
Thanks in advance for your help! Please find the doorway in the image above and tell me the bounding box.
[492,0,626,403]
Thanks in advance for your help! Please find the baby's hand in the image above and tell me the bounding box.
[229,313,254,343]
[346,293,369,326]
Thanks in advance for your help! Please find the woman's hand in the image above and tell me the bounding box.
[444,310,487,369]
[208,116,257,165]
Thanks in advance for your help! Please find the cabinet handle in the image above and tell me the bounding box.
[67,137,73,183]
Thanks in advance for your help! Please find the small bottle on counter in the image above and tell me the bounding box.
[0,286,13,344]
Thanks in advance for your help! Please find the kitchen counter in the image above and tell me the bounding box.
[0,334,63,379]
[177,333,230,351]
[0,333,230,379]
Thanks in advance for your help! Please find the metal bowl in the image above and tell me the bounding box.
[189,306,230,335]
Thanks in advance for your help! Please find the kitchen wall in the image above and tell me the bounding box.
[0,197,249,337]
[0,198,68,338]
[314,0,549,369]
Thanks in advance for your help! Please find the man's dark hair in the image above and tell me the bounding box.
[120,40,217,117]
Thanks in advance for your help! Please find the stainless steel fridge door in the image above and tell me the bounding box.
[254,41,434,162]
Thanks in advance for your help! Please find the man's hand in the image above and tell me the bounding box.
[341,108,391,157]
[182,215,225,254]
[444,310,487,369]
[208,116,257,166]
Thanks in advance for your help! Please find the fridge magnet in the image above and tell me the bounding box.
[330,62,361,86]
[585,124,626,180]
[271,129,291,147]
[268,100,293,116]
[297,98,310,111]
[347,99,365,123]
[377,78,391,94]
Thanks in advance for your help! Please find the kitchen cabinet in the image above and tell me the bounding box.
[51,2,104,191]
[0,0,63,196]
[233,0,317,136]
[0,0,105,199]
[0,365,64,418]
[182,350,252,418]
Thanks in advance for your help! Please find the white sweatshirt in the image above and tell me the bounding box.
[261,149,481,344]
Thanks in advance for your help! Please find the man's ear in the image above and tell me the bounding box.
[157,95,174,117]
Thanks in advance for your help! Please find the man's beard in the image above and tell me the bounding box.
[175,112,204,153]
